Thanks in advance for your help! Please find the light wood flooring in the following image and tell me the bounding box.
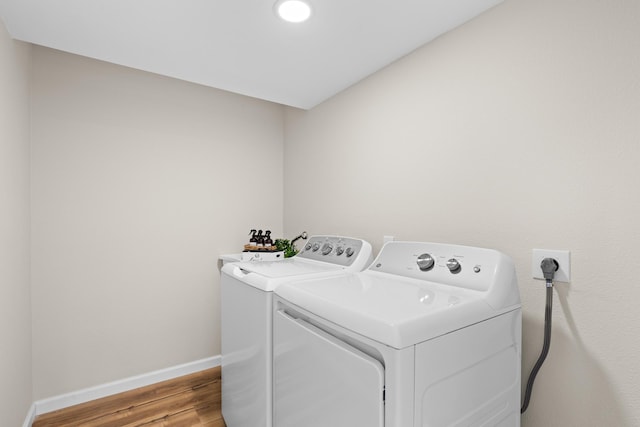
[33,367,225,427]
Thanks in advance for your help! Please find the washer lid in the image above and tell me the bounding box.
[221,258,345,292]
[235,258,341,278]
[275,270,516,349]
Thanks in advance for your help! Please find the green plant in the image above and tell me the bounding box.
[275,239,299,258]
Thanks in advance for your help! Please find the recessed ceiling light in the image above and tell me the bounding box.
[274,0,312,23]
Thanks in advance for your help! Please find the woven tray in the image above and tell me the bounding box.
[243,244,278,252]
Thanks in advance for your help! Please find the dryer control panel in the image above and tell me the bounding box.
[297,235,371,268]
[369,241,520,311]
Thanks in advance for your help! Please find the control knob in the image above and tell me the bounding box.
[416,253,435,271]
[321,243,333,255]
[311,242,320,252]
[336,246,345,256]
[446,258,461,273]
[345,247,355,257]
[305,243,312,251]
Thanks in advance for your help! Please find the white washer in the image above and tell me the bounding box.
[273,241,522,427]
[220,235,373,427]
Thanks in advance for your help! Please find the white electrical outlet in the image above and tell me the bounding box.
[532,249,571,283]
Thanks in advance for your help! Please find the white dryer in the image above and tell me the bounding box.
[273,241,522,427]
[220,235,373,427]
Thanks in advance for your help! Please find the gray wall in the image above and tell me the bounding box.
[0,20,32,427]
[283,0,640,425]
[30,47,284,399]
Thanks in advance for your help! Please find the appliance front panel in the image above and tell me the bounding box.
[274,308,384,427]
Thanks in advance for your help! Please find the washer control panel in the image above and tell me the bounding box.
[298,235,367,267]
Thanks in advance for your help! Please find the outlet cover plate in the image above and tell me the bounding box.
[532,249,571,283]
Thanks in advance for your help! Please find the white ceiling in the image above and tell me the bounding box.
[0,0,502,109]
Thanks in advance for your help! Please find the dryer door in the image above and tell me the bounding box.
[274,308,384,427]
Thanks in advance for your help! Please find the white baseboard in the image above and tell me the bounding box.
[30,355,221,422]
[22,403,36,427]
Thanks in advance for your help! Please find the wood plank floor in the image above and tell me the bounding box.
[33,367,225,427]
